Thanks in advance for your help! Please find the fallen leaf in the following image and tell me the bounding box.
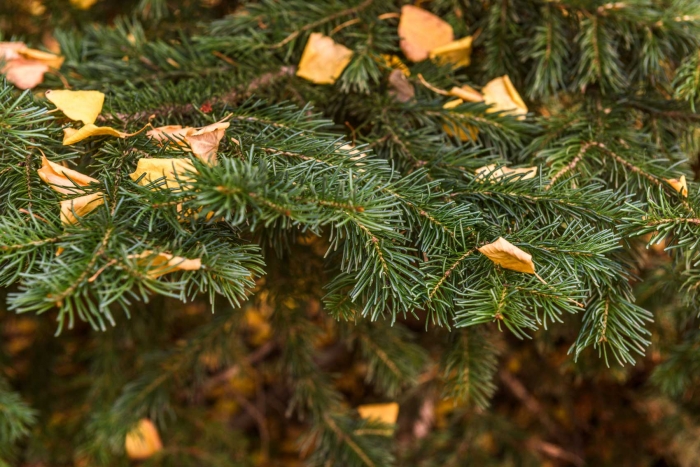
[296,33,353,85]
[70,0,99,9]
[0,42,26,60]
[60,193,104,225]
[666,175,687,197]
[62,124,127,145]
[28,0,46,15]
[388,69,415,103]
[147,125,195,144]
[449,84,483,103]
[45,90,105,125]
[125,419,163,460]
[37,155,98,194]
[129,250,202,278]
[442,99,478,141]
[3,60,49,90]
[18,48,64,69]
[429,36,473,68]
[185,122,229,165]
[482,76,528,119]
[381,54,410,76]
[129,158,196,190]
[475,164,537,181]
[358,402,400,426]
[398,5,453,62]
[478,237,536,274]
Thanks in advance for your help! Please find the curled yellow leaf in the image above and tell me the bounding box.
[398,5,453,62]
[478,237,536,274]
[37,155,98,194]
[125,419,163,461]
[357,402,399,426]
[666,175,688,197]
[296,33,353,85]
[129,158,196,190]
[62,124,127,145]
[442,99,478,141]
[46,90,105,125]
[128,250,202,278]
[482,75,528,120]
[60,193,104,225]
[429,36,473,68]
[475,164,537,182]
[449,84,483,103]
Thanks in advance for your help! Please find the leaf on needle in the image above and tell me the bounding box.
[37,155,98,194]
[128,251,202,278]
[388,69,415,103]
[381,54,411,76]
[296,33,353,85]
[184,121,229,165]
[429,36,473,68]
[129,158,196,190]
[449,84,483,102]
[60,193,104,225]
[0,42,63,90]
[125,419,163,460]
[475,164,537,182]
[442,99,478,141]
[45,90,105,125]
[62,124,128,145]
[482,75,528,119]
[357,402,400,426]
[478,237,536,274]
[666,175,687,197]
[398,5,453,62]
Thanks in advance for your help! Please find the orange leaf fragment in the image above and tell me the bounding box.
[358,402,400,426]
[478,237,536,274]
[429,36,473,68]
[398,5,453,62]
[296,33,353,85]
[125,419,163,460]
[666,175,688,197]
[62,124,128,145]
[482,75,528,120]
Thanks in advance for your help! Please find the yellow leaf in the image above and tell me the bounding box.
[296,33,353,85]
[37,155,97,195]
[475,164,537,181]
[357,402,399,426]
[478,237,536,274]
[666,175,687,197]
[125,419,163,460]
[70,0,99,9]
[442,99,479,141]
[429,36,473,68]
[62,124,127,145]
[2,60,49,90]
[17,48,64,69]
[482,75,528,120]
[128,250,202,278]
[381,54,410,76]
[60,193,104,225]
[185,121,229,165]
[398,5,453,62]
[449,84,483,103]
[28,0,46,15]
[45,90,105,125]
[129,158,196,190]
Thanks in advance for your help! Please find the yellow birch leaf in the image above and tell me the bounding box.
[2,60,49,90]
[62,124,127,145]
[482,75,528,120]
[442,99,478,141]
[125,419,163,460]
[666,175,687,197]
[296,33,353,85]
[449,84,483,103]
[475,164,537,181]
[37,155,97,195]
[60,193,104,225]
[478,237,536,274]
[381,54,410,76]
[129,158,196,190]
[147,125,195,145]
[17,48,64,69]
[357,402,400,426]
[70,0,99,9]
[429,36,473,68]
[45,90,105,125]
[185,121,229,165]
[398,5,453,62]
[128,250,202,278]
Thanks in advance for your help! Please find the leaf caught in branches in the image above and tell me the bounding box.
[296,33,353,85]
[125,419,163,460]
[357,402,399,426]
[128,251,202,278]
[398,5,453,62]
[45,90,105,125]
[129,158,196,190]
[478,237,536,274]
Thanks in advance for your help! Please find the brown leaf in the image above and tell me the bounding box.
[128,251,202,278]
[429,36,473,68]
[398,5,453,62]
[184,121,229,165]
[296,33,353,85]
[666,175,687,197]
[482,75,528,119]
[125,419,163,460]
[388,69,415,103]
[478,237,536,274]
[475,164,537,182]
[357,402,400,426]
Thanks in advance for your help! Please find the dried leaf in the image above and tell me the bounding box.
[442,99,478,141]
[70,0,99,9]
[2,60,49,90]
[666,175,688,197]
[482,75,528,119]
[62,124,127,145]
[296,33,353,85]
[478,237,536,274]
[429,36,473,68]
[449,84,483,103]
[147,125,195,145]
[129,250,202,278]
[475,164,537,181]
[125,419,163,460]
[17,48,64,69]
[184,121,229,165]
[60,193,104,225]
[45,90,105,125]
[37,155,97,195]
[357,402,400,426]
[381,54,410,76]
[388,69,415,103]
[129,158,196,190]
[398,5,453,62]
[0,42,26,60]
